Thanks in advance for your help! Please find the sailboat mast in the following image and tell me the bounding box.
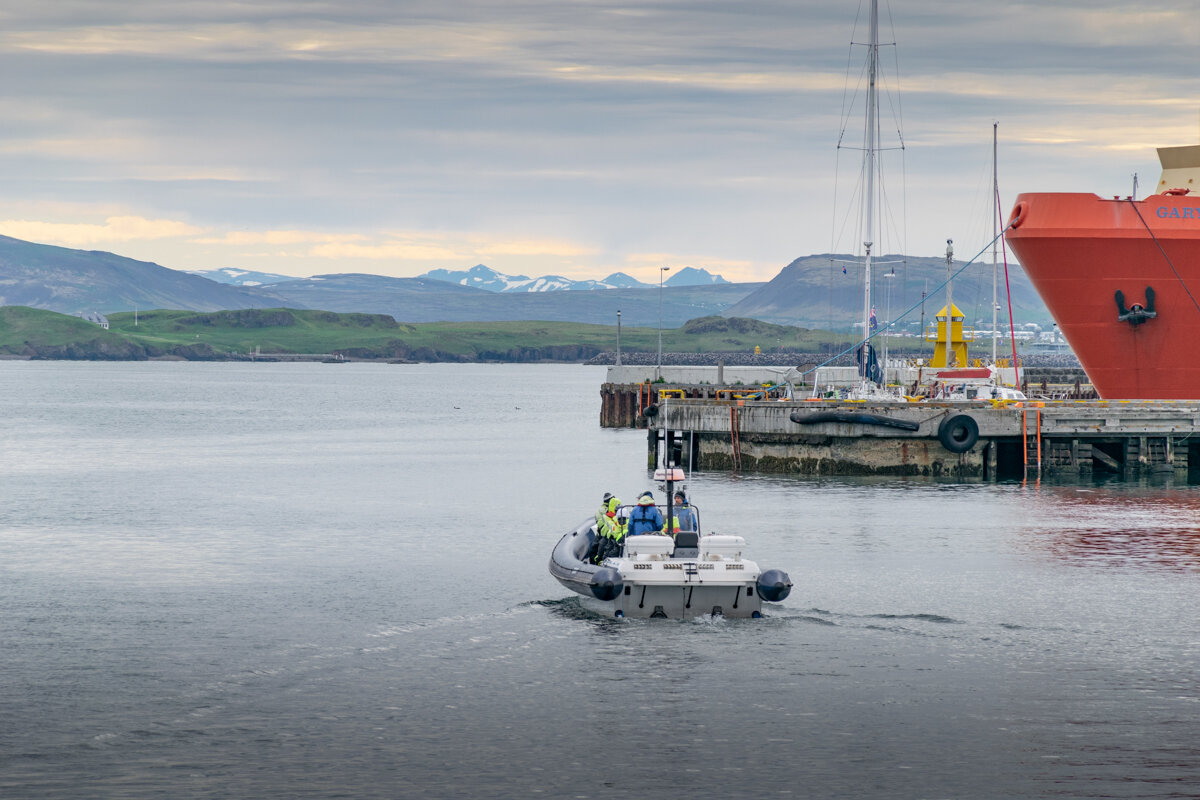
[861,0,879,379]
[945,239,954,366]
[992,121,999,361]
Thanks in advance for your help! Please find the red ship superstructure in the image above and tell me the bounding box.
[1006,145,1200,398]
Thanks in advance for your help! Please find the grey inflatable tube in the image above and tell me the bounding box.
[548,520,601,598]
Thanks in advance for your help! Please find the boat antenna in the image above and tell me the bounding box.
[920,280,927,340]
[661,424,676,537]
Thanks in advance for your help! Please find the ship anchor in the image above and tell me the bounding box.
[1115,287,1156,326]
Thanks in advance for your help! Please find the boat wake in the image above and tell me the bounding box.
[866,612,962,624]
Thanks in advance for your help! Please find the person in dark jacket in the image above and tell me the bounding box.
[671,490,697,533]
[595,492,616,533]
[626,491,665,536]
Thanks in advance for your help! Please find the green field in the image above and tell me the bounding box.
[0,306,843,361]
[0,306,150,358]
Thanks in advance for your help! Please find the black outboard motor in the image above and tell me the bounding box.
[589,567,623,601]
[756,569,793,603]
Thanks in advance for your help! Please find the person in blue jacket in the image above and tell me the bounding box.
[671,490,697,533]
[626,491,665,536]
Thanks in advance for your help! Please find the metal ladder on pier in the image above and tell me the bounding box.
[1021,404,1042,479]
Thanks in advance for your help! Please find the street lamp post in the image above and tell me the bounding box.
[616,310,622,366]
[658,267,670,369]
[883,270,895,384]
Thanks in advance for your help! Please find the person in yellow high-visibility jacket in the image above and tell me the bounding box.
[594,494,625,563]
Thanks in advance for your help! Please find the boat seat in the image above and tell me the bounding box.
[672,530,700,558]
[674,531,699,548]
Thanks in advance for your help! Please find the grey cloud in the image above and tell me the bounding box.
[0,0,1197,278]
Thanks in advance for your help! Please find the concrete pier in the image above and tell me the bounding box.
[600,365,1096,431]
[638,397,1200,481]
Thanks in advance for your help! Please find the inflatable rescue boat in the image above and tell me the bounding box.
[548,469,792,619]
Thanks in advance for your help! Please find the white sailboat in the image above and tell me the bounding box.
[817,0,905,401]
[805,3,1025,403]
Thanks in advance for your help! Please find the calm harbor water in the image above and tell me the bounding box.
[1,362,1198,799]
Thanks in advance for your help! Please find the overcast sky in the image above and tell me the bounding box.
[0,0,1197,283]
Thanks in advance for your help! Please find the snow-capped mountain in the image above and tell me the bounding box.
[418,265,726,293]
[189,267,300,287]
[421,265,537,292]
[664,267,728,287]
[509,275,576,292]
[598,272,649,289]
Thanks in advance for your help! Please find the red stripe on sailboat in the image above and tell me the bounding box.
[934,368,992,379]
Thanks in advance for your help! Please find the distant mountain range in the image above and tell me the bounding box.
[0,235,754,326]
[0,235,288,312]
[259,273,753,327]
[190,262,730,293]
[417,264,728,292]
[0,234,1052,330]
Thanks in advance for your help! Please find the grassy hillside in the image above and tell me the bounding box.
[109,309,839,360]
[109,309,408,357]
[2,306,842,361]
[0,306,150,358]
[394,316,841,360]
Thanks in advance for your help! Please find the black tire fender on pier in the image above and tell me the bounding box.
[937,414,979,453]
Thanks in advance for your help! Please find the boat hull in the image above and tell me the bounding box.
[1006,191,1200,399]
[607,582,762,619]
